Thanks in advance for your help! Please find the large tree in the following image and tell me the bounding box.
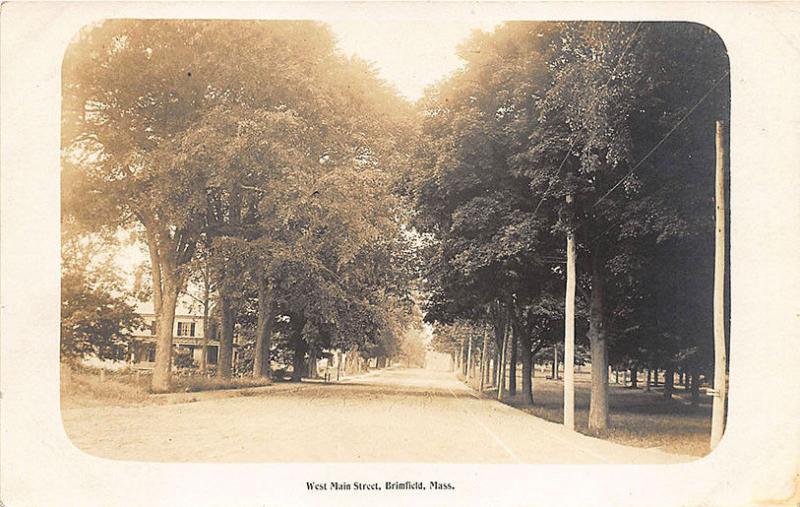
[415,22,567,405]
[415,21,728,429]
[524,22,728,429]
[61,20,400,389]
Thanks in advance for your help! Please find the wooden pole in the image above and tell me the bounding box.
[711,119,728,449]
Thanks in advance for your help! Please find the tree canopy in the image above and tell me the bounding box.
[62,20,729,426]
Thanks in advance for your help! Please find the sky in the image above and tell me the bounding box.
[328,20,500,102]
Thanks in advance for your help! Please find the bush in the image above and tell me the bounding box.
[173,349,196,370]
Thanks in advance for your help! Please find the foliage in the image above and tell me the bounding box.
[62,20,418,384]
[173,349,197,370]
[430,320,480,355]
[397,326,428,367]
[414,21,729,408]
[61,231,142,361]
[62,20,729,395]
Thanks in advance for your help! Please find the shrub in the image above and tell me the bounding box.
[173,349,196,370]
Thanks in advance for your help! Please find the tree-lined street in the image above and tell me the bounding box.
[62,367,690,464]
[60,20,731,460]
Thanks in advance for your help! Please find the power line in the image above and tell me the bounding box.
[590,69,730,211]
[531,22,643,217]
[574,68,730,242]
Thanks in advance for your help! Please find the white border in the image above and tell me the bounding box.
[2,2,799,506]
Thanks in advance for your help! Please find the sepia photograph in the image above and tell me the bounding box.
[1,2,799,506]
[59,18,730,464]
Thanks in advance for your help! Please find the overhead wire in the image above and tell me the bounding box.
[531,21,643,218]
[589,69,730,212]
[572,68,731,242]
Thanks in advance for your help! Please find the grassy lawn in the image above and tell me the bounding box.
[61,363,274,408]
[465,371,712,457]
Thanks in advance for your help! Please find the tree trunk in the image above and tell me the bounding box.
[645,368,651,391]
[479,326,489,392]
[520,337,533,406]
[553,344,559,380]
[290,313,308,381]
[307,349,318,379]
[151,283,178,393]
[492,352,500,387]
[587,251,609,432]
[217,295,235,379]
[199,262,211,374]
[292,350,306,382]
[145,228,180,393]
[690,368,700,406]
[253,276,273,378]
[512,310,533,405]
[466,335,473,382]
[630,367,638,389]
[530,353,535,389]
[490,305,505,388]
[291,338,307,382]
[497,318,510,401]
[663,365,675,400]
[509,328,518,396]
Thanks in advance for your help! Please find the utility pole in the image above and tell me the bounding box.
[564,193,576,431]
[710,119,728,449]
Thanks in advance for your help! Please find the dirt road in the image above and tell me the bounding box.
[61,367,693,463]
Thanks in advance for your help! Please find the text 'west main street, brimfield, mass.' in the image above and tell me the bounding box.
[306,481,455,492]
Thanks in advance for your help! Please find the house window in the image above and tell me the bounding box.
[177,321,196,337]
[146,346,156,362]
[149,321,156,335]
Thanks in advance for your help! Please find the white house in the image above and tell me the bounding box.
[129,297,235,369]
